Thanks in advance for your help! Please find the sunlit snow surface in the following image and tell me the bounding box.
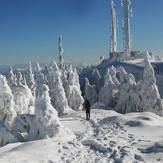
[0,109,163,163]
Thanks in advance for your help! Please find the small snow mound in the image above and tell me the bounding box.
[136,116,152,121]
[140,141,163,154]
[82,139,109,153]
[99,116,119,125]
[125,120,143,127]
[0,121,17,147]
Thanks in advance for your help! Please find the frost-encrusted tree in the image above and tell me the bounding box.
[92,68,101,93]
[109,66,120,87]
[35,84,61,139]
[53,76,71,115]
[48,61,71,115]
[17,72,23,86]
[99,69,117,108]
[139,59,163,115]
[35,62,41,73]
[123,73,140,113]
[12,83,34,115]
[115,67,137,113]
[36,72,47,88]
[51,60,61,77]
[66,66,84,111]
[26,62,35,95]
[12,72,34,115]
[0,75,16,129]
[61,69,69,96]
[34,62,48,88]
[22,75,27,86]
[8,66,17,87]
[84,78,98,106]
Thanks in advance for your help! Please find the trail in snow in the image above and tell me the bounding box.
[0,109,163,163]
[61,110,143,162]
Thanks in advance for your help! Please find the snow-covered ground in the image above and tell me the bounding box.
[0,109,163,163]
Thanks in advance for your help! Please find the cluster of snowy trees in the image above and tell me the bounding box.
[84,59,163,116]
[0,57,162,147]
[0,61,83,147]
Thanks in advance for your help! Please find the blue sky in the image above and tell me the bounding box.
[0,0,163,65]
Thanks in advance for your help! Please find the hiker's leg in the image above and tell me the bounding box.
[86,112,88,120]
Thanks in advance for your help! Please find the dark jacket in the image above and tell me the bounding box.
[84,100,90,113]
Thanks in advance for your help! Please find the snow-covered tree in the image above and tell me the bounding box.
[51,60,61,78]
[139,59,163,115]
[84,78,98,106]
[35,62,41,73]
[99,69,117,108]
[115,67,137,113]
[35,84,61,139]
[22,75,27,86]
[36,72,47,88]
[17,72,23,86]
[0,75,16,129]
[61,69,69,95]
[66,66,84,111]
[53,76,71,115]
[12,72,34,115]
[12,84,34,115]
[7,66,17,87]
[109,65,120,87]
[47,61,71,115]
[92,68,101,93]
[26,62,35,95]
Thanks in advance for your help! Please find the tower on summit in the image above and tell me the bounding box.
[122,0,132,55]
[58,35,64,69]
[110,0,117,54]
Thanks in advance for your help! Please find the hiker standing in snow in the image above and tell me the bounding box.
[84,99,91,120]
